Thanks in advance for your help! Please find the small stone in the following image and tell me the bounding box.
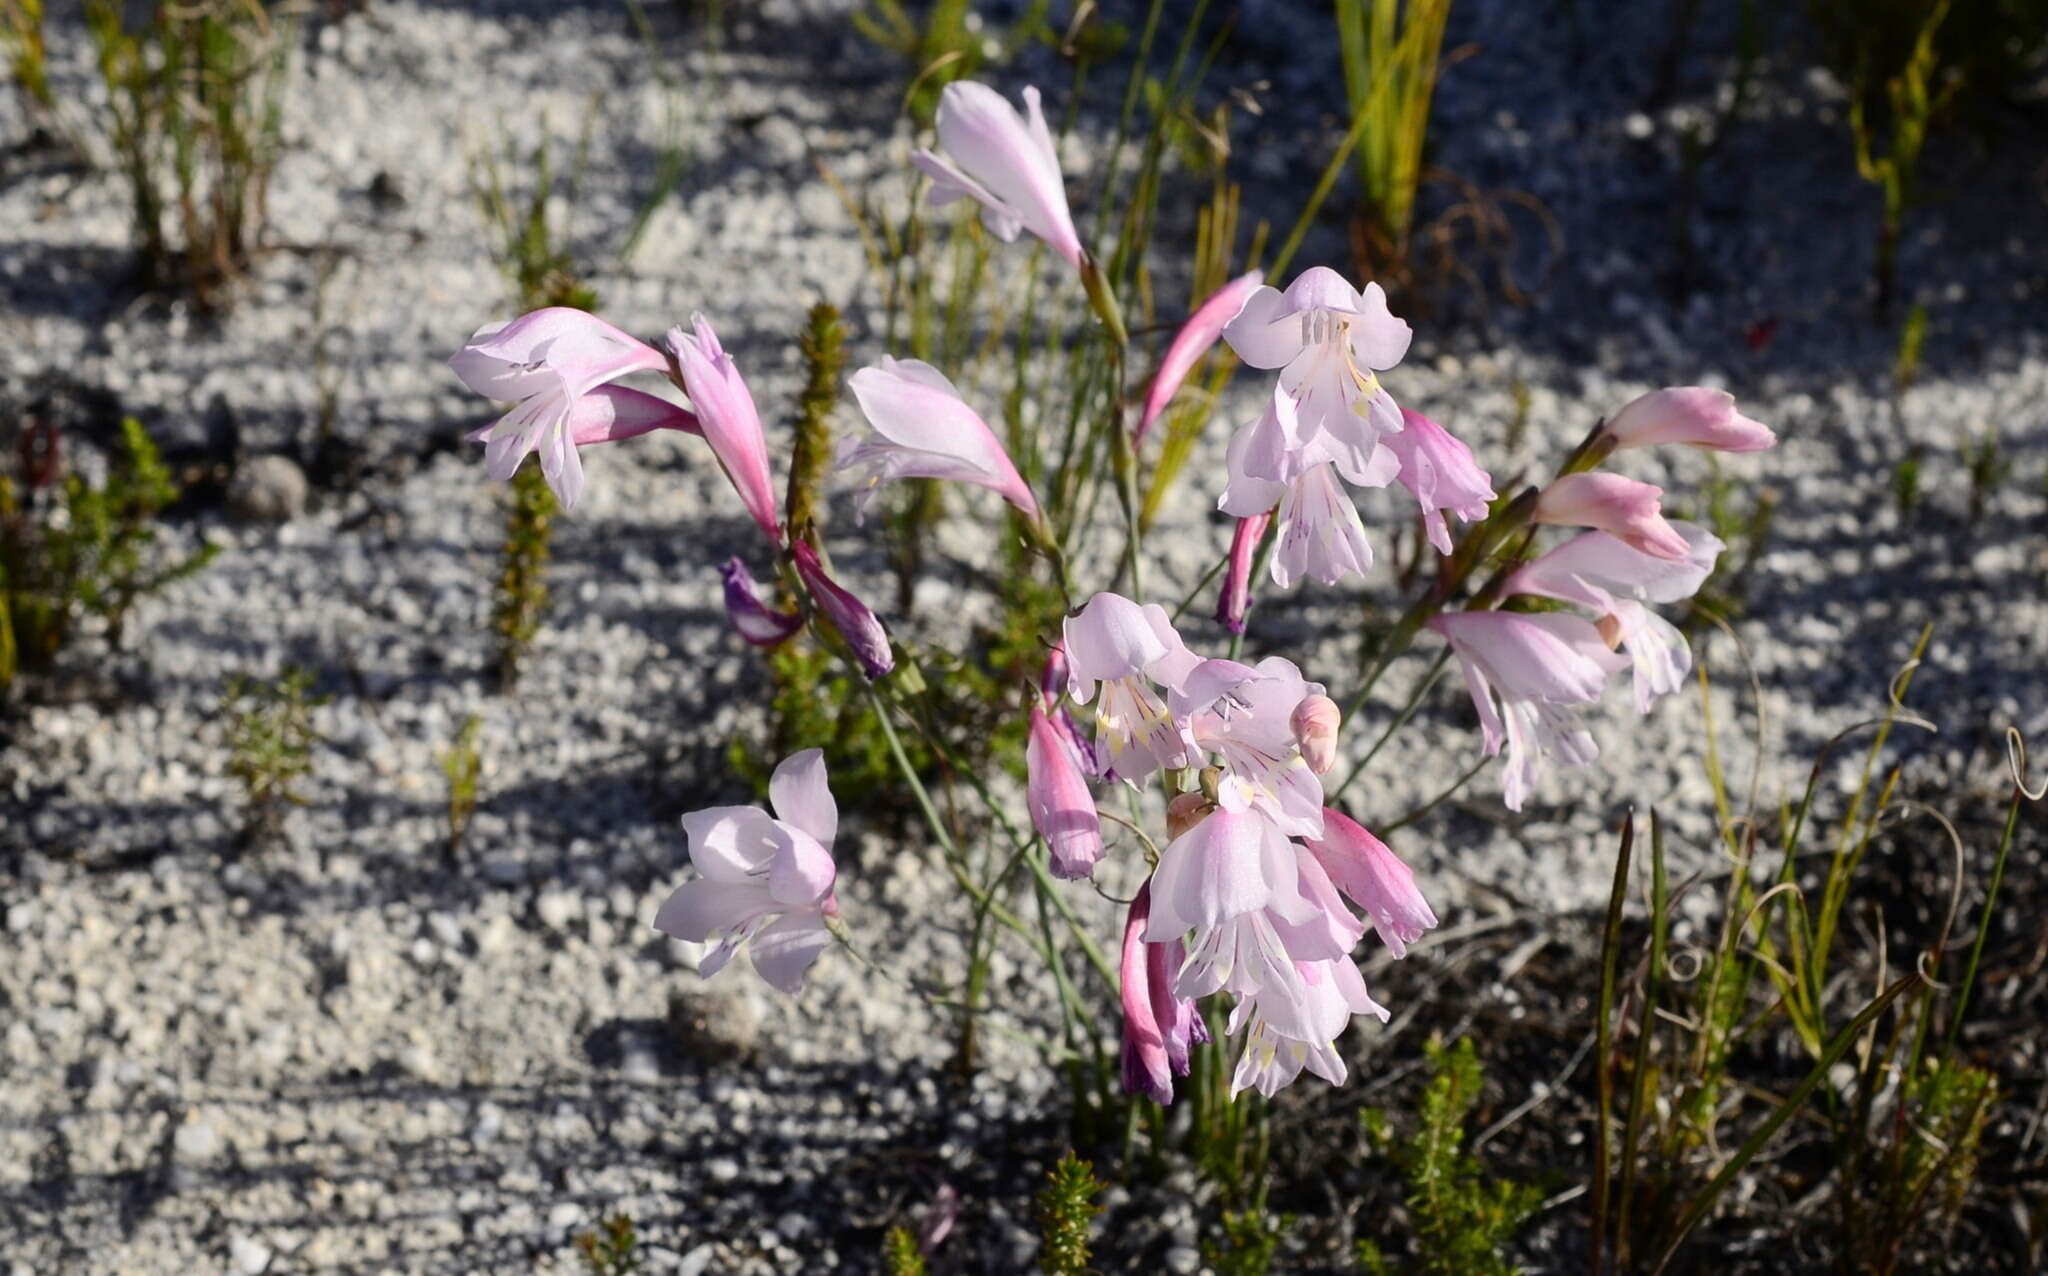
[1165,1245,1201,1274]
[665,986,760,1063]
[706,1157,739,1183]
[229,1235,273,1274]
[534,890,580,932]
[677,1245,715,1276]
[226,454,309,523]
[173,1117,221,1162]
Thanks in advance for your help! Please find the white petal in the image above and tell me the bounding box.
[747,911,833,993]
[681,806,784,880]
[768,748,838,851]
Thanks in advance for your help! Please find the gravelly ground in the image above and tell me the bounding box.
[1,0,2043,1271]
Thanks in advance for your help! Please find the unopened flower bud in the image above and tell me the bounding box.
[1290,694,1341,775]
[1165,791,1211,842]
[792,540,893,679]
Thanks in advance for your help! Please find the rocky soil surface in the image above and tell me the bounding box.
[1,0,2043,1271]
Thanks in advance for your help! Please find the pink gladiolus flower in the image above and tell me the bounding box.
[1221,267,1410,449]
[1291,695,1341,776]
[1533,472,1690,560]
[1227,956,1386,1098]
[1218,392,1396,590]
[1429,610,1629,811]
[912,81,1085,270]
[653,749,841,993]
[1386,408,1496,555]
[451,308,670,509]
[665,315,784,545]
[1505,522,1724,712]
[792,541,893,679]
[1605,387,1776,453]
[1120,880,1208,1105]
[1216,513,1270,635]
[844,357,1040,524]
[1303,809,1437,958]
[1062,592,1201,780]
[1027,701,1104,880]
[1174,656,1329,840]
[718,558,802,648]
[1135,270,1265,444]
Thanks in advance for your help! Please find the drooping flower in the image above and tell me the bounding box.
[1504,522,1724,712]
[1428,610,1629,811]
[1302,808,1437,958]
[792,540,893,679]
[1037,640,1096,774]
[1173,656,1329,840]
[1062,592,1201,781]
[1218,393,1397,590]
[1290,694,1341,776]
[1221,267,1411,451]
[451,308,671,509]
[1227,956,1387,1098]
[1533,472,1690,560]
[1120,880,1208,1105]
[665,315,784,545]
[1385,407,1496,555]
[1216,513,1270,635]
[718,558,803,648]
[1026,700,1104,880]
[1604,387,1776,453]
[653,749,841,993]
[844,356,1040,524]
[912,81,1085,270]
[1135,270,1265,444]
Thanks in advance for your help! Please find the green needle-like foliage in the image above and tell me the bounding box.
[0,0,51,111]
[1035,1151,1104,1276]
[573,1213,640,1276]
[439,714,484,856]
[1,417,218,693]
[494,463,556,687]
[224,665,326,848]
[882,1225,928,1276]
[1356,1038,1541,1276]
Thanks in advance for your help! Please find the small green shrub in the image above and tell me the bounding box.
[1333,0,1453,276]
[882,1225,928,1276]
[1842,0,1963,314]
[1034,1151,1103,1276]
[84,0,294,308]
[223,665,326,847]
[1207,1209,1290,1276]
[439,714,483,855]
[1355,1038,1542,1276]
[1,417,218,692]
[1959,427,2010,523]
[573,1213,639,1276]
[493,463,555,687]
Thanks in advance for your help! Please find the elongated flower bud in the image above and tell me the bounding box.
[1027,701,1103,880]
[1290,694,1341,776]
[1118,880,1205,1105]
[665,314,784,546]
[791,541,893,679]
[1604,387,1775,453]
[1135,270,1263,444]
[1216,513,1270,635]
[718,558,802,648]
[1533,472,1690,561]
[1302,809,1437,959]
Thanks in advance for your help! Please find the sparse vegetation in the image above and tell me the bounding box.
[1,417,218,693]
[1035,1152,1104,1276]
[223,665,325,848]
[439,713,483,856]
[1355,1038,1543,1275]
[84,0,295,308]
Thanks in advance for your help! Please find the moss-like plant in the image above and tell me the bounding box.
[1034,1151,1103,1276]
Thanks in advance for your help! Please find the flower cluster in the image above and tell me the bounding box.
[448,76,1775,1107]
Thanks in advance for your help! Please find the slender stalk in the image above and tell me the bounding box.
[1591,810,1635,1276]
